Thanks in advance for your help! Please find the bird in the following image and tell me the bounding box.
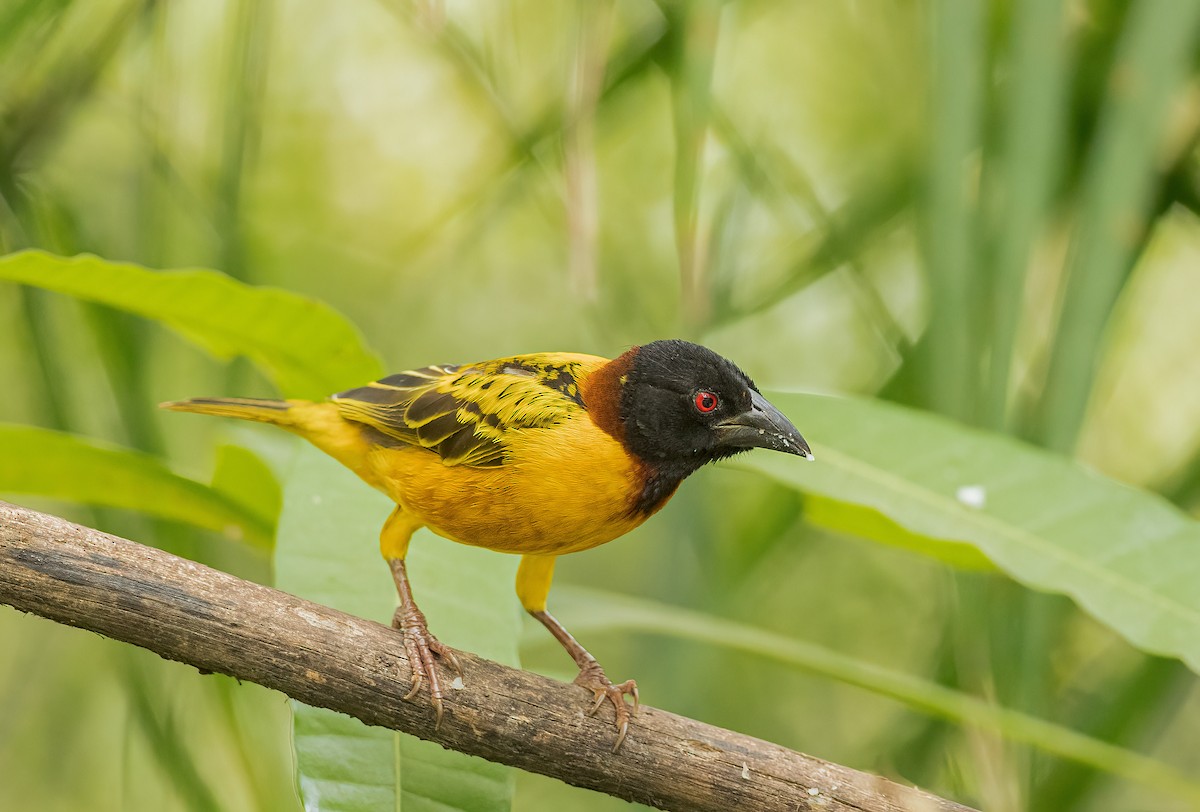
[162,338,812,751]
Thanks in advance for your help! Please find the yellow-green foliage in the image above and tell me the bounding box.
[3,2,1200,811]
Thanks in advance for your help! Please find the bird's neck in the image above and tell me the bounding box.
[630,453,716,516]
[579,349,637,445]
[631,464,686,517]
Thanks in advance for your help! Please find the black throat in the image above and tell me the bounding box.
[632,462,688,517]
[630,449,740,516]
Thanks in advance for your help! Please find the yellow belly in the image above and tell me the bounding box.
[365,413,649,555]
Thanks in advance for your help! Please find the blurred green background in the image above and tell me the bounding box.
[3,0,1200,810]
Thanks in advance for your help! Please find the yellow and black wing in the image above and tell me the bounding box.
[332,353,606,467]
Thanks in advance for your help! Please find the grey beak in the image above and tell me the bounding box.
[715,390,813,459]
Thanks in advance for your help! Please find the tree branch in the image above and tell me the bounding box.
[0,502,975,812]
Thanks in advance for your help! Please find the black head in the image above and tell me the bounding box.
[618,340,811,476]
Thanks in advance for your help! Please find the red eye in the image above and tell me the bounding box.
[694,391,719,413]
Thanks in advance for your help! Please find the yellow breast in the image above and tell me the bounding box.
[366,412,649,555]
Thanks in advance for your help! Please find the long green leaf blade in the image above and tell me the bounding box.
[982,0,1068,430]
[0,250,382,397]
[275,444,517,812]
[1036,4,1200,450]
[538,586,1200,805]
[0,423,272,549]
[737,393,1200,675]
[922,0,985,421]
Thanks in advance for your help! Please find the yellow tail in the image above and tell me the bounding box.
[160,397,302,426]
[161,397,381,490]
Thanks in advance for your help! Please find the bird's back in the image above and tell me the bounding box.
[334,351,650,553]
[165,351,657,555]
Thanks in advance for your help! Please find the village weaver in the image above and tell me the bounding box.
[163,339,812,751]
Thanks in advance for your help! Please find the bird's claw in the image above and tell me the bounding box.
[403,673,423,702]
[574,662,638,753]
[392,605,460,729]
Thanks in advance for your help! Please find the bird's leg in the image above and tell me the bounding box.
[531,608,639,752]
[517,553,636,751]
[381,508,461,728]
[388,557,462,728]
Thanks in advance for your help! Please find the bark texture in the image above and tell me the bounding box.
[0,502,976,812]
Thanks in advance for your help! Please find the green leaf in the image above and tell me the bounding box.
[536,586,1200,805]
[210,444,282,531]
[736,393,1200,674]
[275,444,517,812]
[0,423,272,549]
[0,250,382,397]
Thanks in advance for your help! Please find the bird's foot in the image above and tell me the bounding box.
[392,605,463,729]
[574,661,639,753]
